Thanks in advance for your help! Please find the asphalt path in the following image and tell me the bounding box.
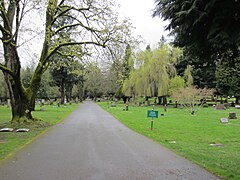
[0,101,220,180]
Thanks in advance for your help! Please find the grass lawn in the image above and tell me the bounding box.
[98,101,240,180]
[0,103,80,160]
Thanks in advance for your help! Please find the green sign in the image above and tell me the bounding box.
[147,110,158,118]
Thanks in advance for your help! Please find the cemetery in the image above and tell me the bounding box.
[0,0,239,179]
[98,98,240,179]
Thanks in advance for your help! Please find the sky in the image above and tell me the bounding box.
[117,0,170,50]
[15,0,170,67]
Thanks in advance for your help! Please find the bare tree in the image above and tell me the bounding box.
[172,87,214,115]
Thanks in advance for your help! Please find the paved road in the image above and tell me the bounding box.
[0,101,219,180]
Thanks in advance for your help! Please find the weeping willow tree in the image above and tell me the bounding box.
[122,43,182,104]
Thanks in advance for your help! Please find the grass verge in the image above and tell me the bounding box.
[0,104,80,160]
[98,101,240,180]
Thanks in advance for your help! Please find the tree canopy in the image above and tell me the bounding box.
[122,43,182,99]
[153,0,240,54]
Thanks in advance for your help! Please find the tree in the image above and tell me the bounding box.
[169,75,185,95]
[122,43,182,105]
[153,0,240,54]
[38,70,59,100]
[84,63,104,99]
[172,87,214,115]
[176,48,217,88]
[216,50,240,104]
[0,0,132,123]
[184,65,193,87]
[153,0,240,91]
[103,59,122,97]
[119,44,134,103]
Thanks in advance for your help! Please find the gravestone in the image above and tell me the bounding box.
[220,118,228,123]
[111,103,116,107]
[41,99,45,106]
[16,128,29,132]
[235,105,240,109]
[7,99,11,107]
[228,112,237,119]
[125,104,129,111]
[0,128,14,132]
[210,143,223,147]
[215,104,226,110]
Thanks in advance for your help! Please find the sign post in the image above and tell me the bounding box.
[147,106,158,130]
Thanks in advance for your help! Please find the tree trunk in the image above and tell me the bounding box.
[3,39,47,123]
[29,97,36,111]
[60,79,65,104]
[3,43,33,122]
[4,68,43,123]
[236,96,240,104]
[158,96,162,105]
[163,95,167,106]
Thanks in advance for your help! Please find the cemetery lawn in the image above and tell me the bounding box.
[0,104,79,161]
[98,102,240,180]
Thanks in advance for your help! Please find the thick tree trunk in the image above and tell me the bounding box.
[5,76,33,123]
[3,44,33,122]
[3,40,46,123]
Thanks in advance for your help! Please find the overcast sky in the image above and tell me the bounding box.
[17,0,170,67]
[117,0,170,50]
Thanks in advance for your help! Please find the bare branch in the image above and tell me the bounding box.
[53,22,101,36]
[58,0,65,7]
[52,5,90,26]
[46,41,106,62]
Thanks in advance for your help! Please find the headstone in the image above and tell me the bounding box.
[228,112,237,119]
[125,104,129,111]
[210,143,223,147]
[16,128,29,132]
[220,118,228,123]
[7,99,11,107]
[235,105,240,109]
[111,103,116,107]
[41,99,45,106]
[0,128,14,132]
[215,104,226,110]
